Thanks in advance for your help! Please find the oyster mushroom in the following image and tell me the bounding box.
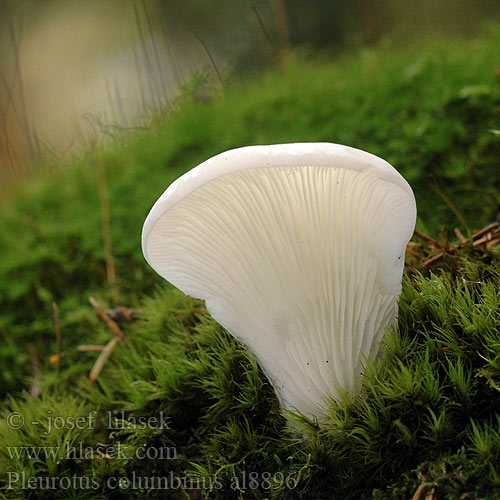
[142,143,416,418]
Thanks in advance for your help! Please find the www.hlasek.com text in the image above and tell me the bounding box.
[6,442,177,461]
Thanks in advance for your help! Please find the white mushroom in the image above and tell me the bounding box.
[142,143,416,419]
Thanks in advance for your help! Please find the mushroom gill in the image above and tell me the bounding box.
[142,143,416,418]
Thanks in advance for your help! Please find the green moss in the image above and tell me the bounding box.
[3,27,500,395]
[2,251,500,499]
[2,25,500,500]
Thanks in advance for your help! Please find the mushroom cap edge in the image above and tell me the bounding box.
[142,142,416,270]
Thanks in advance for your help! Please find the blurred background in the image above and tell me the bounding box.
[2,0,500,185]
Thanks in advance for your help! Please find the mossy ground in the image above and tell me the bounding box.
[1,26,500,499]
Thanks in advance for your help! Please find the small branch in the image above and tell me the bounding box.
[423,252,445,269]
[413,230,441,248]
[88,296,126,342]
[471,226,500,248]
[89,337,120,385]
[475,234,495,246]
[472,222,499,240]
[423,222,500,269]
[486,237,500,250]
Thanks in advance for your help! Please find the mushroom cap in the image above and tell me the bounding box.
[142,143,416,418]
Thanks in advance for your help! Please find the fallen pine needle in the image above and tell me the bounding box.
[423,222,500,268]
[424,487,437,500]
[454,227,467,243]
[78,344,106,352]
[441,346,464,352]
[89,296,126,342]
[27,345,41,398]
[413,230,441,248]
[89,337,120,385]
[486,237,500,250]
[472,222,499,240]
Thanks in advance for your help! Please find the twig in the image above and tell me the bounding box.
[486,237,500,250]
[474,234,497,246]
[472,222,499,240]
[471,227,500,248]
[89,337,120,385]
[423,222,500,268]
[88,296,126,342]
[413,230,441,248]
[423,253,446,269]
